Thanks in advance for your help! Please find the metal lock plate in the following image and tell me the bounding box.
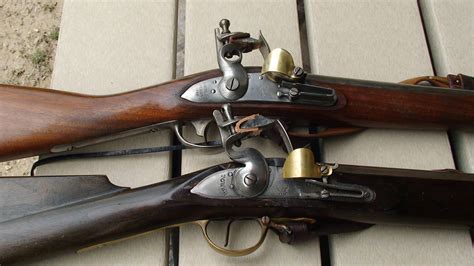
[181,73,338,106]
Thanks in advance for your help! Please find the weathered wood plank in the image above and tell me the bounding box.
[33,0,177,264]
[305,0,472,264]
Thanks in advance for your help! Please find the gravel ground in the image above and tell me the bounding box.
[0,0,63,176]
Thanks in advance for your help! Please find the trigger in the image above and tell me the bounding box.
[191,119,214,137]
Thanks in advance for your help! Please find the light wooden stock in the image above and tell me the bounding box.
[1,69,474,161]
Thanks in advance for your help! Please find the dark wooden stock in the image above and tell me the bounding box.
[1,68,474,161]
[1,163,473,263]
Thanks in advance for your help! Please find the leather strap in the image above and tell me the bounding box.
[400,75,450,87]
[400,73,473,90]
[447,74,474,90]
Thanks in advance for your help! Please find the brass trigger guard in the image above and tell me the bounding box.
[193,218,270,256]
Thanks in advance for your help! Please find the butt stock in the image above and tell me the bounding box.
[1,69,474,161]
[0,72,216,161]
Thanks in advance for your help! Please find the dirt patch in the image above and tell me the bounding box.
[0,0,63,176]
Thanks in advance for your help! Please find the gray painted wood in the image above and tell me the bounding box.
[305,0,473,265]
[33,0,177,264]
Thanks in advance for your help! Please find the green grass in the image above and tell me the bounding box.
[49,27,59,41]
[31,49,47,66]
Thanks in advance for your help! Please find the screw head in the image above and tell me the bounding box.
[244,174,257,186]
[261,216,270,225]
[289,88,299,96]
[320,189,330,199]
[225,78,239,91]
[293,67,304,77]
[320,165,329,175]
[289,88,300,100]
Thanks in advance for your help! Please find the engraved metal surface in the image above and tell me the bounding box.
[191,166,374,202]
[181,73,337,106]
[213,106,269,198]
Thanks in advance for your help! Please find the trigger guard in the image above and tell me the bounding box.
[172,123,222,149]
[195,219,269,257]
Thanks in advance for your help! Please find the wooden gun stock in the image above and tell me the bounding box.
[1,162,473,263]
[1,69,474,161]
[0,71,213,161]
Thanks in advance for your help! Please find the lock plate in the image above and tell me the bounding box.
[181,73,338,106]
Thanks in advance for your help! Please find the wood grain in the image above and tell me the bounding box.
[1,162,473,263]
[1,68,473,161]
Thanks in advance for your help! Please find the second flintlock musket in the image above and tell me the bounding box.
[0,19,473,162]
[1,104,474,263]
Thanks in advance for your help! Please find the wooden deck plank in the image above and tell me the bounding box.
[33,0,177,264]
[305,0,472,265]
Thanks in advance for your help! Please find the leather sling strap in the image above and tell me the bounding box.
[400,73,474,90]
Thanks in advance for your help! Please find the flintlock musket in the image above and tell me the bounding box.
[1,104,474,263]
[0,19,473,161]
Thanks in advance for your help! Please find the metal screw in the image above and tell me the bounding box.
[293,67,304,77]
[289,88,299,100]
[244,174,257,186]
[219,19,230,34]
[211,89,216,94]
[320,165,329,175]
[320,189,330,199]
[225,78,239,91]
[261,216,270,225]
[227,171,234,177]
